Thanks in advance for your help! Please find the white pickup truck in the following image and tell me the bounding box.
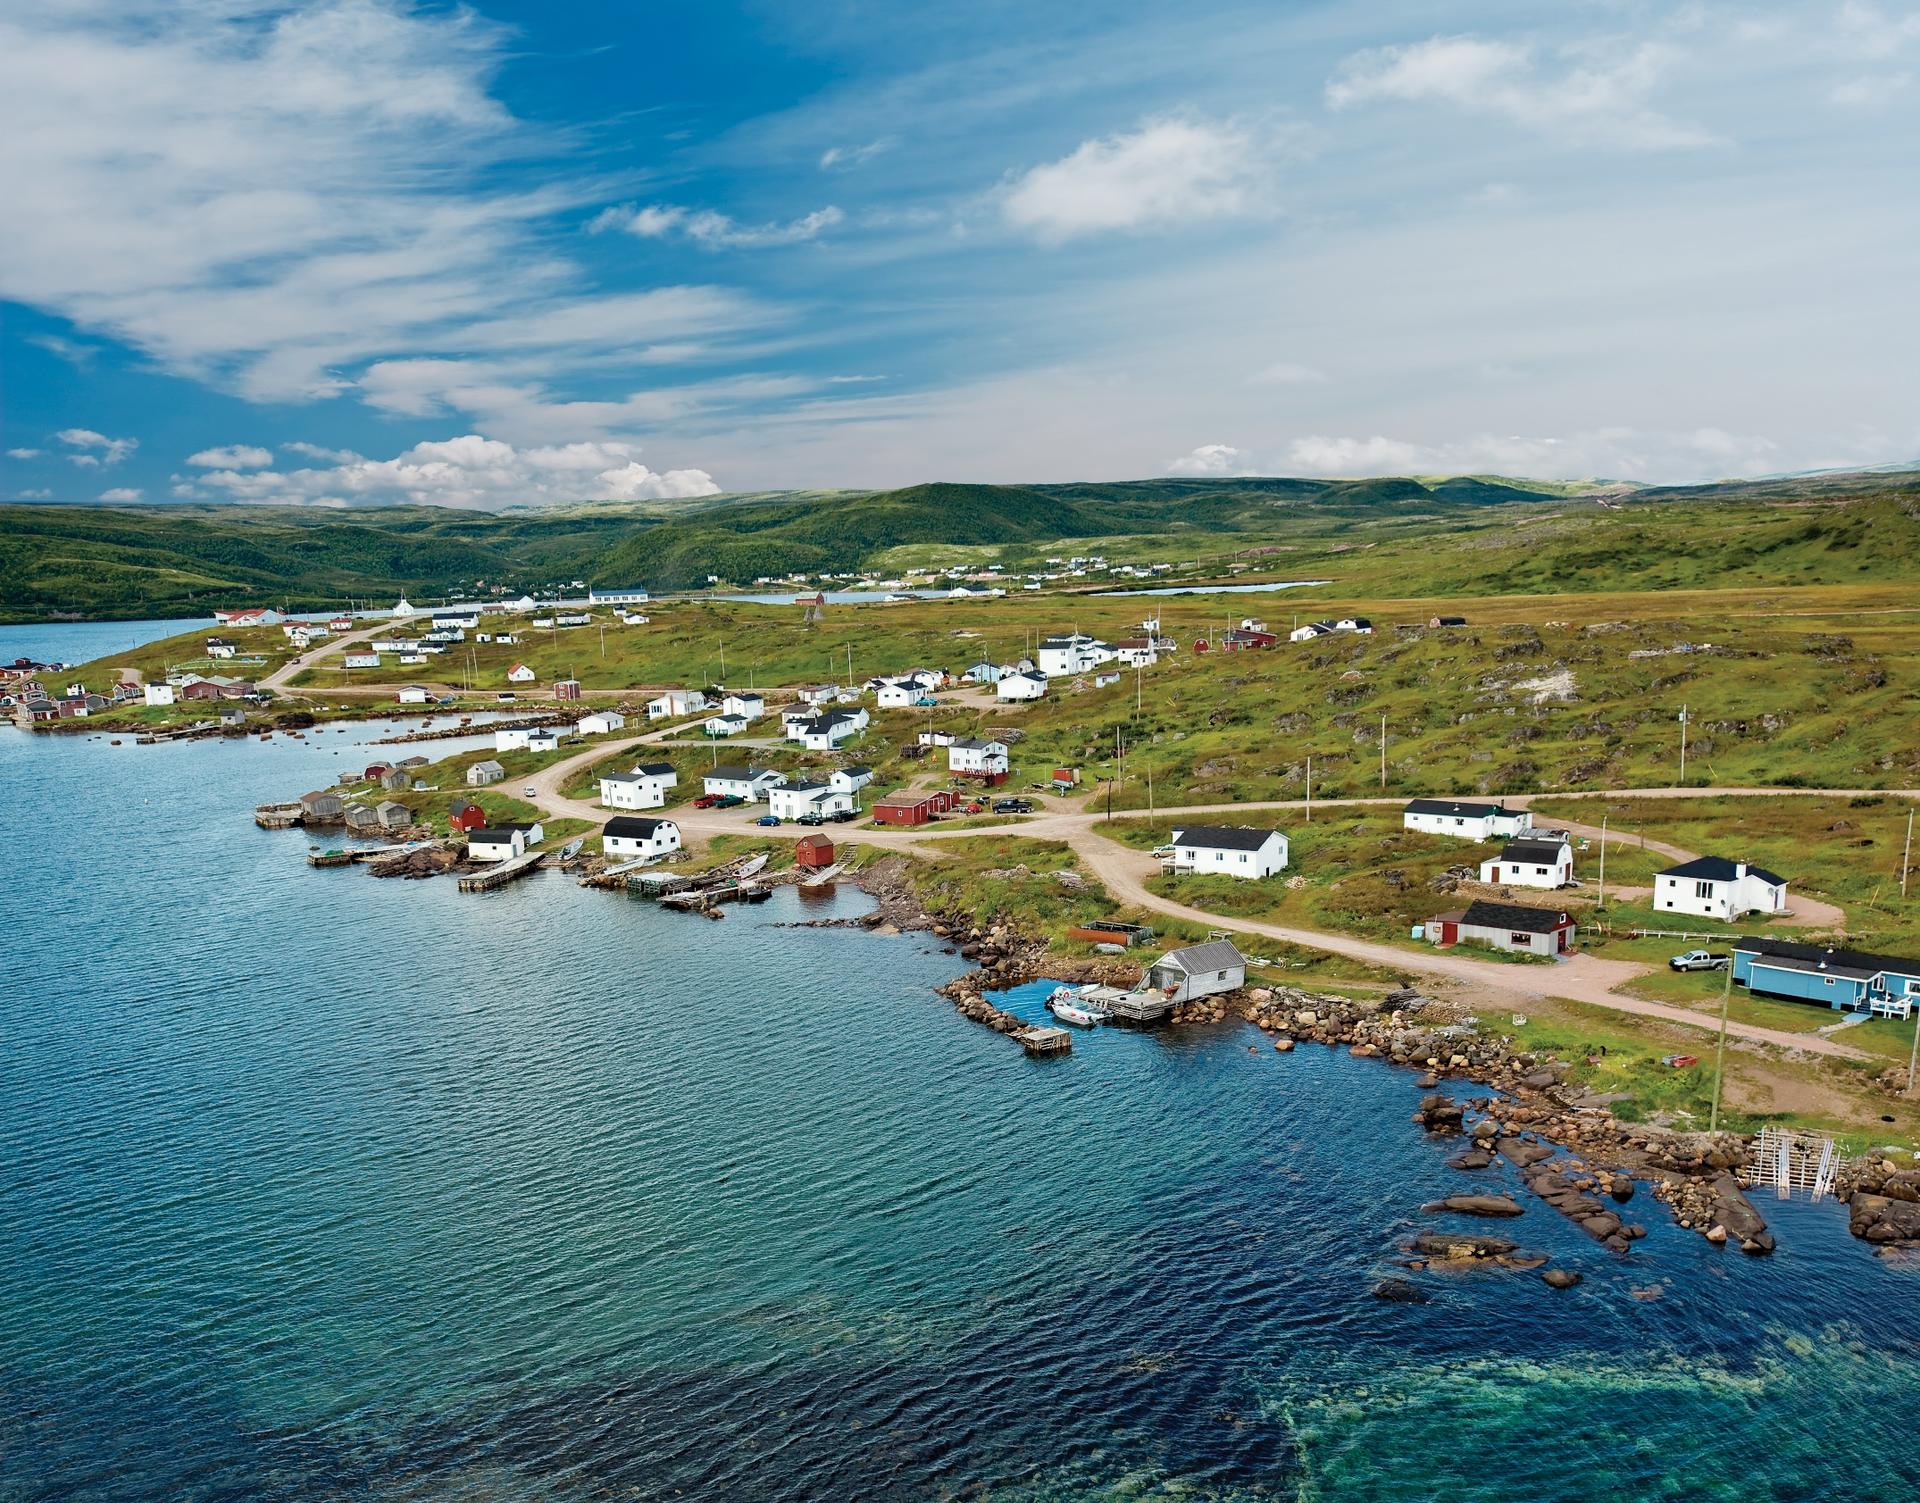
[1669,949,1730,972]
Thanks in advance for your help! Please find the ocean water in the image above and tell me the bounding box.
[0,616,200,668]
[4,627,1920,1501]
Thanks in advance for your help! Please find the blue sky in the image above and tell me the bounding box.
[3,0,1919,508]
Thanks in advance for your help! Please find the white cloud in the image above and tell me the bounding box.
[1282,427,1786,481]
[16,487,53,499]
[589,203,845,249]
[1165,442,1253,476]
[282,441,362,463]
[820,139,891,171]
[1002,117,1271,242]
[7,447,42,459]
[1327,35,1716,150]
[187,434,720,509]
[1831,71,1911,105]
[1247,361,1328,386]
[99,487,144,501]
[187,444,274,469]
[56,428,137,465]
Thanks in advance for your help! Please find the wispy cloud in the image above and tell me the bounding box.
[589,203,845,249]
[1165,442,1253,476]
[1327,34,1716,150]
[1002,117,1273,242]
[56,428,137,466]
[820,139,892,171]
[187,445,274,469]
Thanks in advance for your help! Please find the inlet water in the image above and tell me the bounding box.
[3,641,1918,1500]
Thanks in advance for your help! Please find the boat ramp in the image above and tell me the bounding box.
[457,849,546,892]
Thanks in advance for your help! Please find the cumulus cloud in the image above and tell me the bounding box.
[1003,117,1271,242]
[1282,427,1786,481]
[589,203,845,249]
[7,447,42,459]
[187,444,274,469]
[99,487,144,501]
[1327,35,1715,150]
[56,428,137,466]
[184,434,720,509]
[1166,443,1253,476]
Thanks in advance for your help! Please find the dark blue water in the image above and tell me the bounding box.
[5,645,1920,1500]
[0,616,198,668]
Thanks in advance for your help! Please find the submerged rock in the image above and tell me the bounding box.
[1542,1268,1583,1290]
[1371,1276,1432,1303]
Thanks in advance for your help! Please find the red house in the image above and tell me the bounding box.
[554,678,582,701]
[871,789,957,827]
[448,799,488,833]
[794,833,836,869]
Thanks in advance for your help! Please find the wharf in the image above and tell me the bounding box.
[307,844,413,867]
[1074,983,1171,1024]
[659,879,772,916]
[1013,1025,1073,1057]
[457,850,546,891]
[255,802,304,828]
[370,712,568,746]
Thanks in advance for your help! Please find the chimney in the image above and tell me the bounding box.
[1735,862,1748,880]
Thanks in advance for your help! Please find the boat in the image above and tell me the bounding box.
[883,591,915,602]
[1047,986,1107,1027]
[559,837,584,861]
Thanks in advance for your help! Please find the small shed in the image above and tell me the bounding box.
[466,759,505,787]
[554,678,582,701]
[298,789,345,822]
[795,833,836,870]
[375,800,413,830]
[448,799,488,833]
[1146,939,1247,1003]
[380,766,412,792]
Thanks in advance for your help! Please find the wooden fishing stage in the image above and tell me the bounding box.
[457,850,546,891]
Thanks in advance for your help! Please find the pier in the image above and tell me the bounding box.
[1013,1025,1073,1057]
[457,850,546,891]
[307,844,415,867]
[1071,982,1173,1024]
[255,802,304,828]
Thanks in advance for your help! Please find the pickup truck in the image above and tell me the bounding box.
[1669,950,1730,972]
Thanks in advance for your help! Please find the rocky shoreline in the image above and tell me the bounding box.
[844,856,1917,1262]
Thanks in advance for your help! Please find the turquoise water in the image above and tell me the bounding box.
[5,627,1920,1499]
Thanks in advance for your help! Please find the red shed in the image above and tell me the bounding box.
[554,678,582,701]
[364,762,393,782]
[794,833,836,869]
[448,799,488,833]
[872,789,956,827]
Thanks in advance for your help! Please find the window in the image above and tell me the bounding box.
[1694,880,1713,900]
[1510,932,1531,946]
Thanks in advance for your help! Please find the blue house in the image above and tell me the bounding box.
[1733,937,1920,1018]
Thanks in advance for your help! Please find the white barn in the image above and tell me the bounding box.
[600,761,678,809]
[468,822,544,861]
[603,815,681,862]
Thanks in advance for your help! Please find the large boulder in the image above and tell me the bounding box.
[1422,1194,1525,1218]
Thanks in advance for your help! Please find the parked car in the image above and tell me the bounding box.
[497,692,516,702]
[754,814,781,827]
[692,793,722,808]
[523,785,537,797]
[961,801,984,814]
[716,795,746,808]
[827,810,856,823]
[1150,845,1175,859]
[797,813,826,826]
[1669,950,1730,972]
[1661,1053,1701,1068]
[993,797,1035,814]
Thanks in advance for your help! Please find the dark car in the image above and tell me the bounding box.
[993,798,1035,814]
[827,810,857,823]
[797,812,827,826]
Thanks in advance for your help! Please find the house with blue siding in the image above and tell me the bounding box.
[1733,936,1920,1018]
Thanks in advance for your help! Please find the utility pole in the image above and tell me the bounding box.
[1903,807,1914,901]
[1147,759,1154,818]
[1679,703,1688,784]
[1598,813,1609,909]
[1709,959,1734,1133]
[719,638,726,682]
[1305,755,1312,823]
[1379,714,1387,790]
[599,626,605,662]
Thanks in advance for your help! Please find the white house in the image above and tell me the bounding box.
[704,714,750,737]
[396,685,430,704]
[793,712,862,750]
[143,683,175,707]
[721,692,764,720]
[494,726,539,751]
[647,689,710,720]
[1402,799,1534,842]
[206,638,238,660]
[1290,618,1373,643]
[797,684,838,707]
[344,652,381,669]
[767,779,855,820]
[1112,637,1160,668]
[1037,633,1110,677]
[1168,825,1289,879]
[1144,939,1247,1004]
[949,738,1009,776]
[526,728,560,754]
[1654,857,1789,920]
[602,815,681,862]
[873,679,923,709]
[600,761,678,809]
[370,638,409,654]
[466,759,505,787]
[212,607,282,627]
[468,821,544,861]
[589,586,651,605]
[1479,833,1574,889]
[997,669,1049,702]
[434,610,481,630]
[578,709,626,735]
[554,611,591,628]
[507,663,536,684]
[399,654,425,666]
[829,765,873,794]
[704,765,786,801]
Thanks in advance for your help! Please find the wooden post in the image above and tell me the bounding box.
[1679,703,1688,784]
[1379,714,1387,790]
[1903,807,1913,901]
[1709,958,1733,1132]
[1598,814,1608,909]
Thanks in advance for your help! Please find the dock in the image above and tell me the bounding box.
[307,844,414,867]
[255,802,304,829]
[457,850,546,891]
[658,878,773,917]
[1070,982,1173,1025]
[1013,1025,1073,1057]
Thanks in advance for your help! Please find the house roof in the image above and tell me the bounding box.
[1405,798,1510,818]
[1457,899,1570,934]
[476,822,539,838]
[605,815,673,838]
[1171,825,1280,852]
[952,737,1004,751]
[634,761,675,777]
[1156,939,1246,973]
[837,764,872,776]
[469,759,503,773]
[1658,855,1788,887]
[1498,837,1570,863]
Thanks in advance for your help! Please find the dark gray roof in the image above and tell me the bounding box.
[1157,939,1246,973]
[1734,936,1920,982]
[708,763,764,781]
[634,761,675,777]
[952,737,1004,751]
[1458,900,1570,934]
[604,815,673,838]
[1405,798,1509,818]
[477,822,538,838]
[1499,837,1569,863]
[1659,855,1788,887]
[1171,825,1281,851]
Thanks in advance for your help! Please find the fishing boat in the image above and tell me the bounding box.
[883,591,915,602]
[1047,986,1107,1027]
[558,837,584,861]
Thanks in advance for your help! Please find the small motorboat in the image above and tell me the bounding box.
[1047,986,1106,1027]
